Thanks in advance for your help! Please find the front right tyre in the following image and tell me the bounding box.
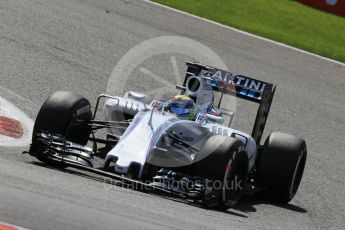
[193,135,249,209]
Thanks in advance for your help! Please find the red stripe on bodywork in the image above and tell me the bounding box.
[226,163,233,172]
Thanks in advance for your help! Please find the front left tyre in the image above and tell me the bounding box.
[30,91,92,166]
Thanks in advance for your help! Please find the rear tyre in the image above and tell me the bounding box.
[193,135,249,209]
[256,132,307,203]
[30,91,92,166]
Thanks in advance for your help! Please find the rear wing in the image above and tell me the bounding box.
[182,62,276,144]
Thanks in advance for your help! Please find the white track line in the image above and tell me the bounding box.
[144,0,345,66]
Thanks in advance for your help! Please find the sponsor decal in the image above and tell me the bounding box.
[298,0,345,17]
[226,83,236,93]
[201,69,234,84]
[200,70,267,101]
[326,0,338,5]
[234,75,266,92]
[201,69,266,92]
[195,113,208,127]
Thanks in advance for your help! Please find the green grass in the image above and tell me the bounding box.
[152,0,345,63]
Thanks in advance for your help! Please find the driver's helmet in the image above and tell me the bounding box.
[166,95,196,119]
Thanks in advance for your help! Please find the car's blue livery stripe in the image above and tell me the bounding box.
[146,117,179,157]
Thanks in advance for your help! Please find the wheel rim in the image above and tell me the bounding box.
[222,152,247,206]
[289,145,307,199]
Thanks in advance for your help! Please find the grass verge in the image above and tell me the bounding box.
[152,0,345,63]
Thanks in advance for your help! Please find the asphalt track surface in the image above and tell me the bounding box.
[0,0,345,229]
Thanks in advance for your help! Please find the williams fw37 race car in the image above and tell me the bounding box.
[27,62,307,209]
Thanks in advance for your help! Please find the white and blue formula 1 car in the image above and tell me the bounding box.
[28,62,307,209]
